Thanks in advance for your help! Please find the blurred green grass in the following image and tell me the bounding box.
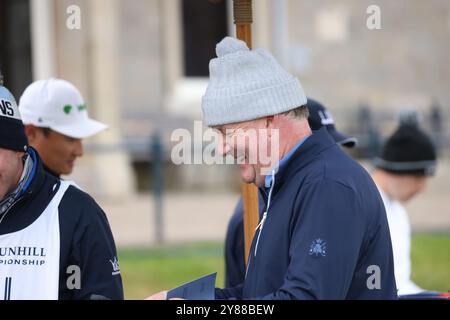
[118,242,225,299]
[118,233,449,299]
[411,233,450,292]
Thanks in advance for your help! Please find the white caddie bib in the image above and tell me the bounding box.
[0,180,73,300]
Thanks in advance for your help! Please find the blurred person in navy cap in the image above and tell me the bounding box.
[372,112,437,296]
[224,97,358,288]
[307,98,357,148]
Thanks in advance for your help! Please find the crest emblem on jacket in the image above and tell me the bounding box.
[309,239,327,257]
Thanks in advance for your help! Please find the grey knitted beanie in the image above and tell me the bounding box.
[202,37,307,126]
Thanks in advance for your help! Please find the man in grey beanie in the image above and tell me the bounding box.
[149,37,397,300]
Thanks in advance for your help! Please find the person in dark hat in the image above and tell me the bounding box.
[0,78,123,300]
[372,115,437,296]
[223,97,359,289]
[307,98,357,148]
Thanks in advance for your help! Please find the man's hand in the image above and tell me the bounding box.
[145,290,167,300]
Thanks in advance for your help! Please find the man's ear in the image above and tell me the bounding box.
[265,116,274,128]
[24,124,38,143]
[16,151,26,159]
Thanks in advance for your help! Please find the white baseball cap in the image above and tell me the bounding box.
[19,78,108,139]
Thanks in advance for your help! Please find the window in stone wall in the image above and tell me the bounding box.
[0,0,32,98]
[182,0,228,77]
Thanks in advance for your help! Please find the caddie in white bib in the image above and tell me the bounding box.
[0,181,73,300]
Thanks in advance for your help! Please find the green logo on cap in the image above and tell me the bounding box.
[63,104,86,115]
[63,105,72,114]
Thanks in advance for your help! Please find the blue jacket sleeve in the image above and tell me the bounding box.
[59,187,124,300]
[224,198,246,288]
[215,284,244,300]
[75,204,124,299]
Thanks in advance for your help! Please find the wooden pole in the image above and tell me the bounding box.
[233,0,259,265]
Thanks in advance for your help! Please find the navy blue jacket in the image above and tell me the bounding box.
[217,127,397,299]
[224,196,250,288]
[0,148,123,299]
